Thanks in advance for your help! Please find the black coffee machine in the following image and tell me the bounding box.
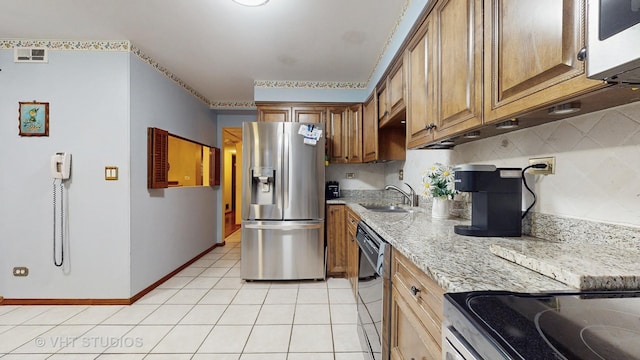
[325,181,340,200]
[453,164,522,237]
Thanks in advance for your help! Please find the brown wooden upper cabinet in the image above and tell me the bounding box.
[346,104,363,163]
[378,59,407,127]
[327,105,362,164]
[483,0,605,123]
[406,12,436,149]
[363,92,407,162]
[403,0,607,149]
[433,0,483,139]
[257,104,291,122]
[257,103,325,124]
[405,0,483,149]
[363,94,379,162]
[292,106,326,124]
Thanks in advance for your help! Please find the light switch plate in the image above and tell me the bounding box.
[346,172,356,179]
[105,166,118,180]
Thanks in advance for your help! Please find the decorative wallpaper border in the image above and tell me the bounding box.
[1,39,212,106]
[0,39,130,51]
[1,0,412,110]
[129,45,210,106]
[209,101,257,110]
[254,80,367,90]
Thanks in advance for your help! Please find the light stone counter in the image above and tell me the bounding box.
[490,242,640,290]
[328,197,574,293]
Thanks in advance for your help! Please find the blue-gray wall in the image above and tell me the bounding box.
[0,50,132,298]
[129,54,218,295]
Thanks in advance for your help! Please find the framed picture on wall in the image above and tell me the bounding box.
[18,101,49,136]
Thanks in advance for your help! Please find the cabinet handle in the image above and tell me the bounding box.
[425,123,437,131]
[577,47,587,62]
[410,285,421,296]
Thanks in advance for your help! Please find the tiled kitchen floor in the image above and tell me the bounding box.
[0,230,366,359]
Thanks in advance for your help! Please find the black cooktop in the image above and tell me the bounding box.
[445,291,640,360]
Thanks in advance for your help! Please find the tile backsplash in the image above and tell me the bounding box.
[452,101,640,227]
[328,101,640,229]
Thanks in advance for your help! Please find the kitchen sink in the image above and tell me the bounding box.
[359,203,409,213]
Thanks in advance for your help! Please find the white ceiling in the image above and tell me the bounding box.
[0,0,408,106]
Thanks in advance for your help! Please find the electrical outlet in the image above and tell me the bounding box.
[399,169,404,181]
[528,157,555,175]
[345,172,356,179]
[13,267,29,277]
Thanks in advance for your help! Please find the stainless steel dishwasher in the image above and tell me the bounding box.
[355,220,391,360]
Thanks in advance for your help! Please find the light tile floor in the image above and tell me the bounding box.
[0,229,366,359]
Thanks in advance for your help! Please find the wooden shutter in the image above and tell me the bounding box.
[209,147,221,186]
[147,127,169,189]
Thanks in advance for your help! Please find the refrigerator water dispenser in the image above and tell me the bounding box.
[250,167,275,204]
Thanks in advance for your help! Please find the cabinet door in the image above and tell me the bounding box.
[390,286,441,360]
[377,85,389,124]
[292,106,326,125]
[362,94,378,162]
[258,105,291,122]
[326,205,347,277]
[345,209,360,297]
[483,0,604,123]
[434,0,483,139]
[327,107,348,164]
[406,15,436,149]
[346,104,363,163]
[388,61,406,121]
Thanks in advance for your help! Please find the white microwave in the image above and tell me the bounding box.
[587,0,640,84]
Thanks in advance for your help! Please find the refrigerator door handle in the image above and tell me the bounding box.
[243,222,323,230]
[282,124,290,210]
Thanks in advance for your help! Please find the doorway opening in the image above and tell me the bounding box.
[222,127,243,239]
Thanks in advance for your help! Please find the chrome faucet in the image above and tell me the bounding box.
[384,183,418,207]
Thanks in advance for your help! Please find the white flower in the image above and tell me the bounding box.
[421,163,459,199]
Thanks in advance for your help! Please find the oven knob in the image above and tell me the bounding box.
[410,286,421,296]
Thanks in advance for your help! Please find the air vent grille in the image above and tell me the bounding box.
[14,47,48,63]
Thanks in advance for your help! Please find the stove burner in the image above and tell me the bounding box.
[581,326,640,360]
[535,308,640,360]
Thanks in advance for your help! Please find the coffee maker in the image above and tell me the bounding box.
[453,164,522,237]
[325,181,340,200]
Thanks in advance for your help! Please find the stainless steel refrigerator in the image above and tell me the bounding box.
[241,122,325,280]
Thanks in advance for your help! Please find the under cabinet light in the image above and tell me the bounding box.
[548,102,581,115]
[463,131,481,139]
[496,119,519,129]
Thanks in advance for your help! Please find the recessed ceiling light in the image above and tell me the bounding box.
[233,0,269,6]
[548,102,581,115]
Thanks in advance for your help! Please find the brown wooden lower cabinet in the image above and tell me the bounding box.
[345,207,361,297]
[326,204,347,277]
[390,249,444,360]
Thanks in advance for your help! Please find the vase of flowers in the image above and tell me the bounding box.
[421,163,458,219]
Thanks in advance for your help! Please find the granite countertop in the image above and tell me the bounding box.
[328,197,575,293]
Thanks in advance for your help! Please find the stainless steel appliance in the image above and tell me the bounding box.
[443,290,640,359]
[355,220,391,360]
[241,122,325,280]
[587,0,640,84]
[453,165,522,237]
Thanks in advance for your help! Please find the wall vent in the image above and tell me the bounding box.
[14,47,48,63]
